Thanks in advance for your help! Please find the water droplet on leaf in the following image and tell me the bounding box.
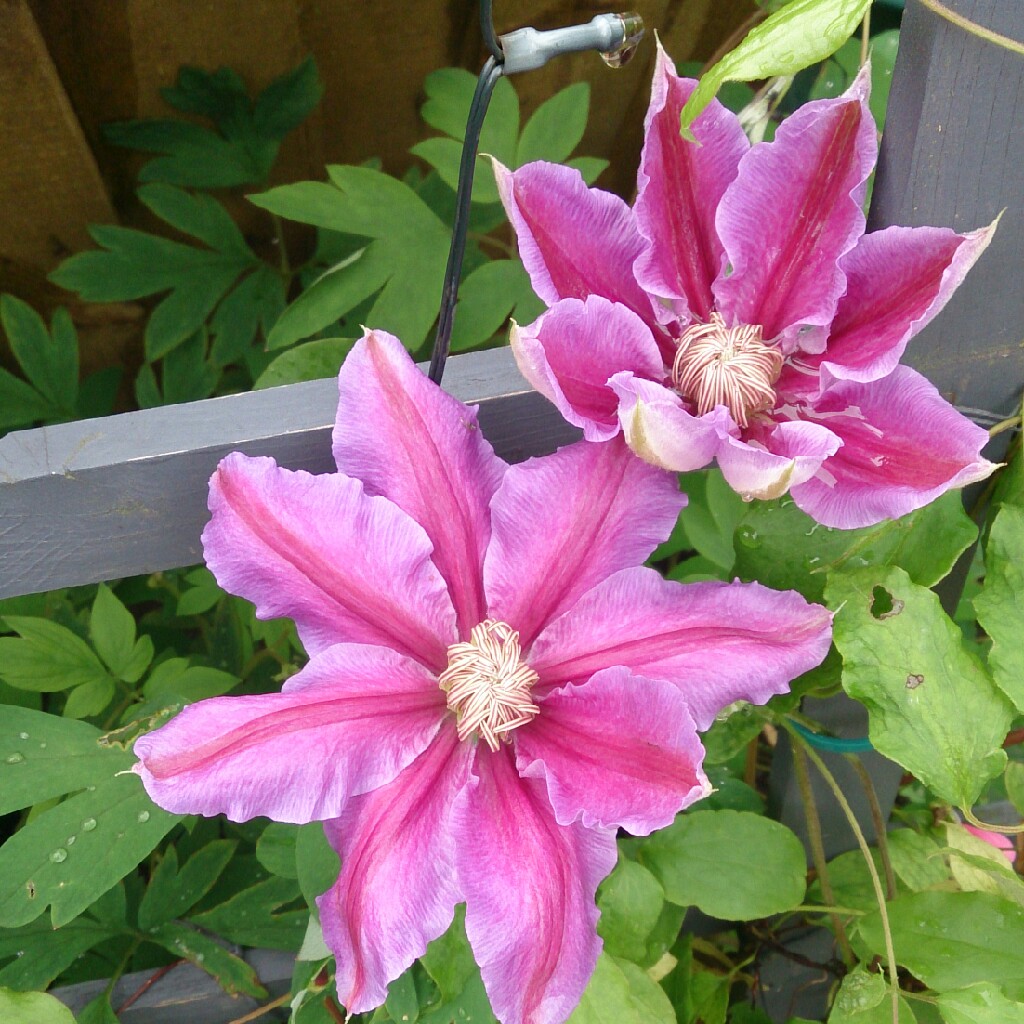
[49,848,68,863]
[737,525,761,549]
[137,810,151,823]
[18,732,29,740]
[81,818,97,832]
[5,753,25,765]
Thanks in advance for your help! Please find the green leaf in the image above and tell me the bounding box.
[142,657,238,703]
[596,857,665,964]
[808,30,900,129]
[567,953,674,1024]
[0,617,109,693]
[450,260,541,353]
[158,328,220,402]
[637,809,806,919]
[138,839,238,929]
[419,907,497,1024]
[189,875,306,950]
[139,183,250,254]
[0,988,76,1023]
[253,167,452,350]
[104,58,321,188]
[938,983,1024,1024]
[1006,762,1024,817]
[943,823,1024,908]
[826,567,1012,808]
[90,584,148,681]
[858,891,1024,998]
[887,829,949,892]
[974,504,1024,712]
[0,770,180,927]
[210,265,286,366]
[386,969,420,1024]
[829,970,916,1023]
[75,994,121,1024]
[807,847,889,913]
[0,707,135,815]
[148,920,266,998]
[256,822,299,878]
[566,156,609,185]
[0,366,51,431]
[62,676,116,719]
[676,470,745,571]
[295,822,339,908]
[517,83,591,165]
[0,296,77,415]
[734,491,977,603]
[0,918,113,991]
[255,337,357,389]
[679,0,871,135]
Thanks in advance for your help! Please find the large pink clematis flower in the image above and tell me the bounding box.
[134,330,832,1024]
[495,47,997,528]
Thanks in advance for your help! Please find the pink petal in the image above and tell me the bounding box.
[334,330,506,636]
[791,367,997,528]
[819,221,998,384]
[715,419,842,501]
[320,726,473,1013]
[456,744,617,1024]
[493,159,659,327]
[963,824,1017,864]
[530,567,833,731]
[134,644,445,822]
[634,43,749,321]
[515,666,710,835]
[484,437,685,648]
[203,453,456,667]
[510,297,666,442]
[714,66,876,346]
[609,372,727,472]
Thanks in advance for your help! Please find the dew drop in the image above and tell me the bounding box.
[18,732,29,740]
[81,818,97,832]
[5,753,25,765]
[66,835,76,847]
[736,525,761,549]
[137,810,151,824]
[38,742,46,749]
[49,848,68,864]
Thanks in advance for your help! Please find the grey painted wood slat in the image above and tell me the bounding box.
[0,347,579,599]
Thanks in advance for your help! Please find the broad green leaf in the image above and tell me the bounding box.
[62,676,116,719]
[0,366,51,430]
[943,823,1024,907]
[253,167,451,350]
[159,328,220,403]
[699,704,766,765]
[189,875,306,950]
[254,337,357,389]
[386,969,420,1024]
[0,707,135,814]
[596,857,665,964]
[0,617,109,692]
[75,994,120,1024]
[295,822,339,908]
[419,907,496,1024]
[0,988,75,1024]
[734,491,977,602]
[974,504,1024,712]
[516,83,591,165]
[256,822,299,878]
[887,829,949,892]
[679,0,871,135]
[567,156,610,185]
[807,847,889,913]
[567,953,674,1024]
[637,809,806,918]
[859,891,1024,998]
[90,584,150,682]
[1006,762,1024,817]
[104,58,321,188]
[808,30,900,129]
[0,771,179,927]
[829,970,916,1023]
[827,567,1012,808]
[149,920,266,998]
[143,657,238,703]
[671,469,745,571]
[938,983,1024,1024]
[138,183,250,254]
[450,259,543,353]
[0,918,115,991]
[138,839,238,929]
[0,296,77,415]
[209,265,286,366]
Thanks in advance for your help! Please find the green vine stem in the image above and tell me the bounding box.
[917,0,1024,56]
[849,755,897,900]
[791,730,901,1024]
[961,807,1024,836]
[792,739,857,965]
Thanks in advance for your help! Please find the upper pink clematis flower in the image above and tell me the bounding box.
[495,46,997,528]
[133,329,832,1024]
[963,823,1017,864]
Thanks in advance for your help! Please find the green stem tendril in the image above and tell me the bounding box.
[849,755,897,900]
[917,0,1024,56]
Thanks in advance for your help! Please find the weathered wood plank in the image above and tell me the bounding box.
[0,347,579,599]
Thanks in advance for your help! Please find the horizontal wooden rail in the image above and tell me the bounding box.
[0,347,579,599]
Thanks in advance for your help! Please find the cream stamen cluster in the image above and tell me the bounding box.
[439,619,539,751]
[671,313,784,427]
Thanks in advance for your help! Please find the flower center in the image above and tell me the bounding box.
[438,619,540,751]
[671,313,783,428]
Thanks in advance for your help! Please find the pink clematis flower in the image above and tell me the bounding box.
[963,823,1017,864]
[133,330,832,1024]
[495,46,997,528]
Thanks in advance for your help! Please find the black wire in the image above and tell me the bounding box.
[480,0,504,62]
[428,55,504,384]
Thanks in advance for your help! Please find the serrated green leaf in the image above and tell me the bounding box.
[679,0,871,134]
[826,567,1012,808]
[517,83,590,166]
[252,56,323,139]
[254,337,357,389]
[0,987,76,1023]
[90,584,138,679]
[139,839,238,930]
[938,983,1024,1024]
[190,874,305,950]
[596,857,665,964]
[0,296,77,415]
[0,918,113,991]
[638,809,806,919]
[138,183,250,254]
[0,770,179,927]
[734,491,977,602]
[0,617,109,692]
[974,504,1024,712]
[149,920,266,997]
[829,970,916,1023]
[0,707,135,814]
[210,265,286,366]
[160,328,220,402]
[859,891,1024,998]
